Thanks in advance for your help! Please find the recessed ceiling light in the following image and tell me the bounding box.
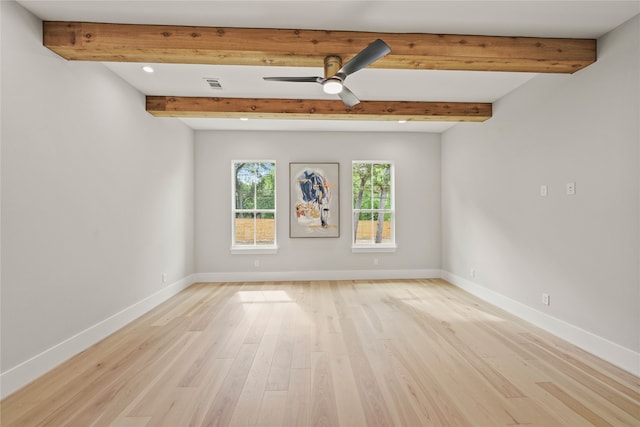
[240,117,249,121]
[398,119,407,124]
[142,65,154,73]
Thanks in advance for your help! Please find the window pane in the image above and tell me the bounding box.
[235,212,255,245]
[255,213,275,245]
[372,163,392,208]
[354,212,393,244]
[234,163,256,209]
[257,163,275,242]
[352,163,372,209]
[256,163,275,209]
[374,212,393,244]
[354,212,374,244]
[256,162,275,182]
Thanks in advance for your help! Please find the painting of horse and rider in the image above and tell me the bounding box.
[290,163,340,237]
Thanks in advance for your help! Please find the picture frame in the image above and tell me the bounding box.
[290,162,339,238]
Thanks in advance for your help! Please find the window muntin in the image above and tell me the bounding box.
[232,161,276,248]
[352,161,395,247]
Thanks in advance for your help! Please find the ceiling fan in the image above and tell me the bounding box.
[263,39,391,108]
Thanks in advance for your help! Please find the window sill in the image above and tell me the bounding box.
[231,246,278,255]
[351,245,397,253]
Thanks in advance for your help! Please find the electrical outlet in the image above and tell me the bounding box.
[566,182,576,195]
[542,293,550,306]
[162,273,167,283]
[540,185,548,197]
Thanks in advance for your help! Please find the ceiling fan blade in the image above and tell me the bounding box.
[263,76,323,83]
[338,86,360,108]
[336,39,391,78]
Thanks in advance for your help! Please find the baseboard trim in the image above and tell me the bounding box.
[441,271,640,377]
[193,269,442,283]
[0,274,196,399]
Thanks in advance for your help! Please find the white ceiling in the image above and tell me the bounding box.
[17,0,640,133]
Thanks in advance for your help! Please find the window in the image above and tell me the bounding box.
[352,161,395,250]
[232,161,276,252]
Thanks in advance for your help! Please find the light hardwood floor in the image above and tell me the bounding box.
[2,279,639,426]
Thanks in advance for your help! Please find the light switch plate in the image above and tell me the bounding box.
[540,185,548,197]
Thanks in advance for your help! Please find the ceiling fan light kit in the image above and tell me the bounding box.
[322,78,343,94]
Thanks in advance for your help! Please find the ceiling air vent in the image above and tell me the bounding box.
[203,77,222,89]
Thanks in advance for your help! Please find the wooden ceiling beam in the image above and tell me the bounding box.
[44,21,596,73]
[146,96,492,122]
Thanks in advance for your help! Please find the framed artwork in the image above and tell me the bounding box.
[290,162,339,238]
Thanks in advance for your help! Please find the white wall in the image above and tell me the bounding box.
[195,131,441,280]
[1,1,195,396]
[442,14,639,373]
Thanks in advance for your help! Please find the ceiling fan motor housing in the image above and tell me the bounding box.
[324,55,343,77]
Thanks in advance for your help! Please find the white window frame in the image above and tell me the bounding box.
[351,161,396,252]
[231,160,278,254]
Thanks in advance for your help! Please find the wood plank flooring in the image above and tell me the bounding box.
[2,279,639,426]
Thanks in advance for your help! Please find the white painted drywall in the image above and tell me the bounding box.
[442,14,639,356]
[195,131,441,276]
[1,0,195,383]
